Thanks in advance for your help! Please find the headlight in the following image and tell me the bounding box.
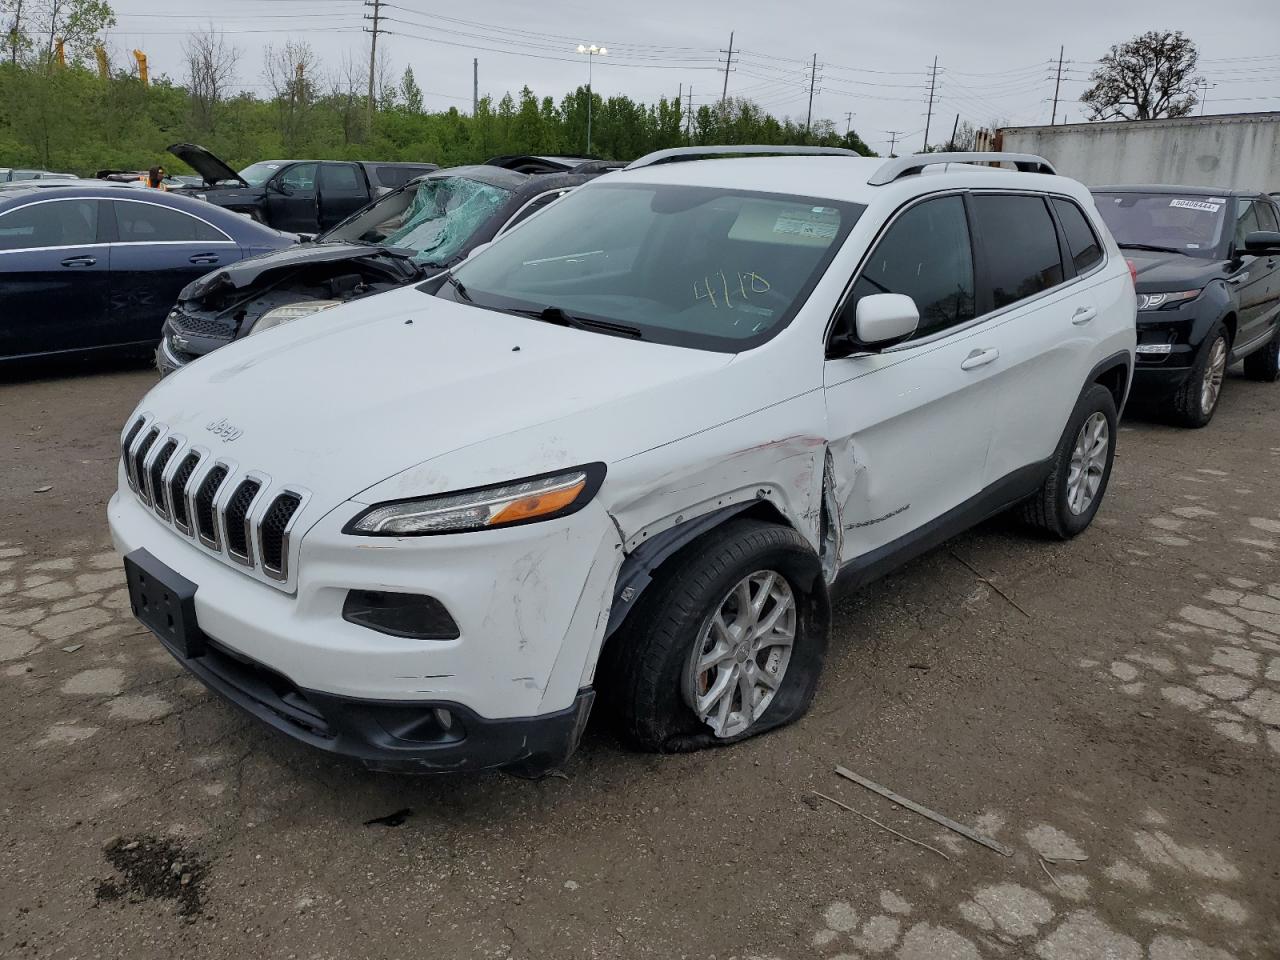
[250,300,340,336]
[345,464,606,536]
[1138,289,1201,311]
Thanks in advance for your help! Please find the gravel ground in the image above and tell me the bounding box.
[1,360,1278,960]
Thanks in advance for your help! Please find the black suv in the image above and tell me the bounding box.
[158,160,617,375]
[1093,186,1280,426]
[166,143,437,234]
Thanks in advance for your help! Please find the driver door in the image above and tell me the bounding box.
[822,194,998,568]
[264,163,319,233]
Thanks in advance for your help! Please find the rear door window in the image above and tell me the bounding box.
[319,163,363,194]
[846,194,976,340]
[1051,198,1104,274]
[111,201,226,243]
[971,194,1065,309]
[0,199,98,249]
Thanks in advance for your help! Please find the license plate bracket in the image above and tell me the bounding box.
[123,549,206,658]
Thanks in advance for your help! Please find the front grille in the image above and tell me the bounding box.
[170,311,235,340]
[149,439,179,517]
[121,418,145,486]
[260,493,302,576]
[133,429,160,504]
[169,452,201,532]
[123,414,309,587]
[194,465,229,547]
[224,479,262,562]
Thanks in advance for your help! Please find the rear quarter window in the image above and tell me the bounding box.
[374,166,422,190]
[1052,198,1104,274]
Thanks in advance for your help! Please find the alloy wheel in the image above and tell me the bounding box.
[683,570,796,738]
[1201,336,1227,416]
[1066,411,1109,516]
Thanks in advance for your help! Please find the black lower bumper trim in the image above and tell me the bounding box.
[145,618,593,775]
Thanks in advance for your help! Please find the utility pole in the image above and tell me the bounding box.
[844,111,854,136]
[805,53,818,140]
[922,55,938,151]
[473,58,478,114]
[363,0,382,128]
[885,129,903,156]
[1051,45,1064,125]
[948,113,959,149]
[719,31,734,105]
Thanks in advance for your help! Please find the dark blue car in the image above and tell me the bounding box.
[0,182,294,365]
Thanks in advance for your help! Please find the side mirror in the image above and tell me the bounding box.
[855,293,920,347]
[1243,230,1280,255]
[271,179,294,196]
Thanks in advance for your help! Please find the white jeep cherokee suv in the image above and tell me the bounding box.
[109,148,1136,774]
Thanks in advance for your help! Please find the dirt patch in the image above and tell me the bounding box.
[96,835,209,918]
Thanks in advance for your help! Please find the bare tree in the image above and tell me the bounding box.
[33,0,114,66]
[184,27,239,135]
[263,40,319,153]
[1081,30,1201,121]
[3,0,31,64]
[327,50,366,144]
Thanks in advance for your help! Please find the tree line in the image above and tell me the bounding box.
[0,17,875,177]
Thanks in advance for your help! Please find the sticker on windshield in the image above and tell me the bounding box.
[772,213,838,241]
[1208,197,1227,203]
[1186,243,1201,249]
[1169,199,1221,213]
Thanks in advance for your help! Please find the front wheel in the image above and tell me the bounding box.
[603,519,828,752]
[1021,383,1118,539]
[1171,323,1228,427]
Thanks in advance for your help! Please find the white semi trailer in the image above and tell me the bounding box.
[996,112,1280,193]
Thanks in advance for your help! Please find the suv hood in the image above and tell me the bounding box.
[167,142,246,188]
[180,243,418,300]
[1126,249,1226,291]
[137,287,732,511]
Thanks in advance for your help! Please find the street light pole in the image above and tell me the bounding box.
[576,43,607,155]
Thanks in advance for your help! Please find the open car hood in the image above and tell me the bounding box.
[167,142,246,188]
[179,244,418,301]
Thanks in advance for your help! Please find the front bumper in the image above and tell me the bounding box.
[1129,306,1200,397]
[109,484,621,726]
[148,611,594,773]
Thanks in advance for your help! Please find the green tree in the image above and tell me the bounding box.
[399,65,422,114]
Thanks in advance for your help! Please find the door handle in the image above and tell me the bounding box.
[961,347,1000,370]
[1071,306,1097,325]
[188,254,220,265]
[60,255,96,267]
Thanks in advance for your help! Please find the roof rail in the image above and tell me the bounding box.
[867,152,1057,186]
[626,144,862,171]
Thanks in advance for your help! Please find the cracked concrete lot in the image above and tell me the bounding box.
[1,363,1278,959]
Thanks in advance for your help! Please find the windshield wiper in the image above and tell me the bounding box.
[510,305,643,339]
[1118,242,1184,255]
[444,274,473,303]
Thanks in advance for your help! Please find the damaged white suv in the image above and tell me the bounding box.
[109,148,1136,774]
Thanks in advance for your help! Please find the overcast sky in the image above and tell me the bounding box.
[99,0,1280,155]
